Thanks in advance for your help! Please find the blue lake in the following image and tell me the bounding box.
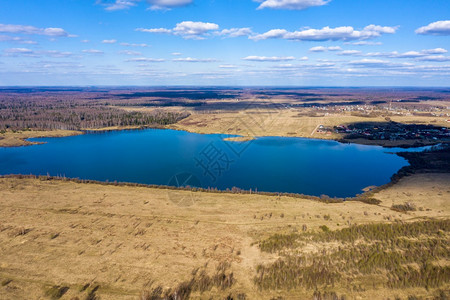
[0,129,415,197]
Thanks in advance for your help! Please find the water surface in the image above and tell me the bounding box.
[0,129,412,197]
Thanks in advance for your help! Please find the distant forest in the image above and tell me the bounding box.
[2,87,450,130]
[0,90,189,130]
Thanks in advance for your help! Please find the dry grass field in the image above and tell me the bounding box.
[0,130,82,148]
[168,109,450,142]
[0,174,448,299]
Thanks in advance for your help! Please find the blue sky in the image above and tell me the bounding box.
[0,0,449,86]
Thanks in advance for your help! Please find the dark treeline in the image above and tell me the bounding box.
[396,144,450,173]
[116,90,240,100]
[0,93,189,130]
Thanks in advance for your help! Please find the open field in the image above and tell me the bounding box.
[115,88,450,147]
[168,109,449,145]
[0,173,448,299]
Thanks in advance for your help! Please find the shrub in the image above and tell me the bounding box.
[44,286,69,300]
[319,225,330,232]
[391,202,417,212]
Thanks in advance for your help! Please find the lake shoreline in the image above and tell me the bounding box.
[166,124,444,149]
[2,140,448,201]
[0,125,443,149]
[1,132,447,199]
[0,129,83,148]
[0,125,164,148]
[0,127,439,199]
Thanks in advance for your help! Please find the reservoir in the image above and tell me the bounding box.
[0,129,412,197]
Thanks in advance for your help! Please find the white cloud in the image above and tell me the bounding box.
[171,52,182,56]
[299,56,309,61]
[42,50,73,58]
[119,50,142,55]
[100,0,139,11]
[0,24,70,37]
[328,46,342,51]
[0,35,36,44]
[348,59,412,69]
[219,28,253,38]
[126,57,165,62]
[173,21,219,38]
[254,0,330,10]
[102,39,117,44]
[416,20,450,36]
[4,47,34,55]
[137,21,219,39]
[219,64,239,68]
[268,62,336,72]
[417,55,450,62]
[365,48,448,60]
[173,57,217,62]
[81,39,90,43]
[250,29,287,40]
[422,48,447,54]
[274,63,295,68]
[120,42,149,47]
[82,49,104,54]
[99,0,192,10]
[251,24,397,41]
[147,0,192,10]
[348,41,382,46]
[338,50,362,56]
[3,48,73,58]
[35,61,84,70]
[309,46,326,52]
[137,28,172,34]
[242,55,296,61]
[44,28,71,36]
[396,51,426,58]
[309,46,341,52]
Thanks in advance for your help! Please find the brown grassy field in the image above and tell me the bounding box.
[0,174,448,299]
[0,130,82,147]
[167,108,450,143]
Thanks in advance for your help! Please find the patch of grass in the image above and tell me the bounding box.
[1,279,12,286]
[84,285,100,300]
[7,227,32,237]
[49,232,60,239]
[391,202,417,212]
[44,285,69,299]
[141,262,235,299]
[255,219,450,292]
[355,197,382,205]
[259,233,298,253]
[313,290,347,300]
[319,225,330,232]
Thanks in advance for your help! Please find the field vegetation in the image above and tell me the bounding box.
[255,220,449,293]
[0,172,448,299]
